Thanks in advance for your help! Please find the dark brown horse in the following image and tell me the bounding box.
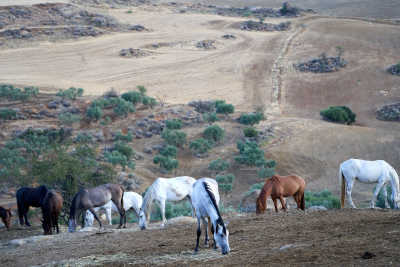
[0,206,12,230]
[256,175,306,214]
[41,190,63,235]
[16,185,49,226]
[68,183,125,232]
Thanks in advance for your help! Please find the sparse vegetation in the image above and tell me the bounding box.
[320,106,356,124]
[208,158,230,173]
[0,84,39,101]
[86,104,103,121]
[239,112,264,125]
[243,127,258,137]
[165,119,182,130]
[189,138,213,155]
[305,190,340,209]
[216,173,235,194]
[114,131,133,142]
[161,129,187,148]
[56,87,84,100]
[202,112,219,123]
[203,125,225,144]
[375,185,395,209]
[58,112,81,125]
[235,140,266,167]
[153,145,179,172]
[0,108,17,120]
[387,62,400,76]
[121,86,157,108]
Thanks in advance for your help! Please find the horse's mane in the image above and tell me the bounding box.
[141,182,156,218]
[270,175,281,183]
[203,181,224,226]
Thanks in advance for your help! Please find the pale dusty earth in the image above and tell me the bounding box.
[0,0,400,266]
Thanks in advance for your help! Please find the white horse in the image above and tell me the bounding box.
[84,192,143,228]
[139,176,196,229]
[339,158,400,209]
[191,178,230,255]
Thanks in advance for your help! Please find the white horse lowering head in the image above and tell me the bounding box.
[214,220,230,255]
[139,209,147,230]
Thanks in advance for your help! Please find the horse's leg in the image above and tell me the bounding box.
[106,207,113,226]
[187,196,195,218]
[89,208,102,230]
[346,179,356,208]
[279,196,287,211]
[272,197,279,212]
[371,180,385,209]
[202,217,209,246]
[194,217,201,253]
[159,199,166,228]
[383,184,390,208]
[24,206,31,226]
[17,198,25,226]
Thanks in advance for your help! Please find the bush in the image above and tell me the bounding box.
[0,147,27,183]
[104,142,135,170]
[153,155,178,172]
[203,125,224,144]
[189,138,213,155]
[216,173,235,194]
[86,104,103,121]
[215,100,234,114]
[203,112,219,123]
[0,84,39,101]
[159,145,178,158]
[257,166,275,179]
[243,127,258,137]
[320,106,356,124]
[58,112,81,125]
[121,91,142,105]
[142,96,157,108]
[149,201,192,222]
[161,129,187,148]
[304,190,340,209]
[56,87,84,100]
[208,158,230,173]
[75,133,93,144]
[0,108,17,120]
[375,185,395,209]
[239,112,264,125]
[235,140,266,167]
[114,131,133,142]
[165,119,182,130]
[113,98,135,117]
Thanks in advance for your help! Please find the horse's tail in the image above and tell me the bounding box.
[69,192,79,220]
[120,185,125,215]
[339,168,345,209]
[389,166,400,206]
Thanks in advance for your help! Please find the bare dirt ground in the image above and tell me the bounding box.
[1,209,400,266]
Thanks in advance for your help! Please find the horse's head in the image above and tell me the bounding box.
[68,218,77,233]
[138,209,147,230]
[256,195,266,214]
[214,220,230,255]
[1,208,12,230]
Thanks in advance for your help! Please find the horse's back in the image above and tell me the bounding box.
[192,178,220,217]
[341,159,394,182]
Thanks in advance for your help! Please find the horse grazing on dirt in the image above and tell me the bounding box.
[68,184,125,232]
[256,175,306,214]
[139,176,196,230]
[0,206,12,230]
[41,190,63,235]
[191,178,230,255]
[85,192,143,228]
[16,185,49,226]
[339,159,400,209]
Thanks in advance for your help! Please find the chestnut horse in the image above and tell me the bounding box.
[256,175,306,214]
[0,206,12,230]
[41,190,63,235]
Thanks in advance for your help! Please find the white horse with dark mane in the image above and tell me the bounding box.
[191,178,230,255]
[339,158,400,209]
[139,176,196,230]
[84,192,143,228]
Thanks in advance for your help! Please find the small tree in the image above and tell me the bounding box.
[113,98,135,117]
[153,155,178,172]
[203,125,225,144]
[203,112,219,124]
[159,145,178,158]
[208,158,230,173]
[0,108,17,120]
[165,119,182,130]
[86,104,103,121]
[189,138,213,156]
[235,140,266,167]
[239,112,264,125]
[161,129,187,148]
[121,91,142,105]
[216,173,235,195]
[215,100,234,114]
[320,106,356,125]
[243,127,258,137]
[58,112,81,125]
[56,87,84,100]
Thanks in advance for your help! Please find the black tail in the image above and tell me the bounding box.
[69,192,79,220]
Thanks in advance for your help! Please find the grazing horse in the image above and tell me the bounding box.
[0,206,12,230]
[339,159,400,209]
[256,175,306,214]
[85,192,143,228]
[16,185,49,226]
[139,176,196,230]
[191,178,230,255]
[41,190,63,235]
[68,184,125,232]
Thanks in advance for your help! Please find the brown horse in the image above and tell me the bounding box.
[0,206,12,230]
[41,190,63,235]
[256,175,306,214]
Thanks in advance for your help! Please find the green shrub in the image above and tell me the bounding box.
[114,131,133,142]
[153,155,178,171]
[257,166,275,179]
[239,112,264,125]
[203,112,219,123]
[159,145,178,158]
[208,158,230,172]
[243,127,258,137]
[113,98,135,117]
[0,108,17,120]
[216,173,235,194]
[203,125,224,143]
[58,112,81,125]
[142,96,157,108]
[320,106,356,124]
[235,140,266,167]
[0,147,27,183]
[304,190,340,209]
[161,129,187,148]
[215,100,234,114]
[0,84,39,101]
[104,150,135,170]
[149,201,192,222]
[75,133,93,144]
[189,138,213,155]
[114,142,135,159]
[165,119,182,130]
[56,87,84,100]
[137,85,147,95]
[121,91,142,105]
[375,185,395,209]
[86,104,103,121]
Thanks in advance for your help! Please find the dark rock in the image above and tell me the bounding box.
[387,64,400,76]
[143,147,153,154]
[66,107,80,114]
[361,251,376,260]
[196,40,216,49]
[144,131,153,138]
[129,24,147,31]
[136,120,147,128]
[47,100,59,109]
[62,100,71,107]
[240,21,291,31]
[222,34,236,39]
[294,54,347,73]
[152,144,164,152]
[188,100,215,113]
[120,48,151,58]
[377,103,400,121]
[39,110,55,118]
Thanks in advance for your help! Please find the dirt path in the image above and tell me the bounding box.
[1,209,399,266]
